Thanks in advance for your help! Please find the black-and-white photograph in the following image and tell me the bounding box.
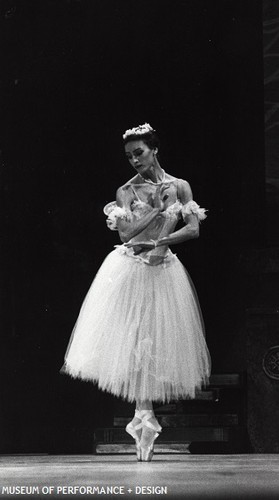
[1,0,279,498]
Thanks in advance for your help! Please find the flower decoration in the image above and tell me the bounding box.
[182,200,208,222]
[103,201,130,230]
[123,123,155,140]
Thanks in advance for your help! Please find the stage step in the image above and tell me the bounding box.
[113,390,221,418]
[93,373,247,454]
[95,443,190,454]
[114,413,239,428]
[209,373,241,386]
[94,426,230,444]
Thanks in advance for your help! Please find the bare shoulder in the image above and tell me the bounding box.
[164,172,177,182]
[176,178,193,203]
[165,173,190,190]
[118,174,138,191]
[116,179,135,206]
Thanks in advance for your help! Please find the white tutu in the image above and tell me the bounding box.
[61,245,211,403]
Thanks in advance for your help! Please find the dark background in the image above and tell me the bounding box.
[1,0,265,453]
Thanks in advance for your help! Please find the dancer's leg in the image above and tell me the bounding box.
[125,401,144,460]
[136,399,153,411]
[136,400,162,451]
[127,399,153,434]
[127,400,160,443]
[126,399,162,461]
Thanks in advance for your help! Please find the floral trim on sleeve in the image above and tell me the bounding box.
[103,201,131,231]
[181,200,207,223]
[164,200,183,218]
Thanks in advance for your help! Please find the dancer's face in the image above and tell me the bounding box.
[124,140,157,176]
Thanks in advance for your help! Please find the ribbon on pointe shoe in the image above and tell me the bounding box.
[125,410,144,461]
[139,410,162,462]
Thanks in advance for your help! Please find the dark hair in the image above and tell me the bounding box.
[123,130,160,150]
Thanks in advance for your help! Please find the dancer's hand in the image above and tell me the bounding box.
[152,185,169,211]
[124,240,158,254]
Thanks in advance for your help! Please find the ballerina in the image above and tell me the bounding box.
[61,123,211,461]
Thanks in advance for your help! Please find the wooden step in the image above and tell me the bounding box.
[153,403,177,414]
[113,374,242,416]
[94,443,190,455]
[209,373,241,387]
[193,388,221,401]
[94,426,230,444]
[113,414,239,428]
[113,389,221,417]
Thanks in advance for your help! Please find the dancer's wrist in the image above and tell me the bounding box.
[156,237,168,247]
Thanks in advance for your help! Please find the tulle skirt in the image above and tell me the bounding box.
[61,246,211,403]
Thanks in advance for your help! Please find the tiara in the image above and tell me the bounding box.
[122,122,155,140]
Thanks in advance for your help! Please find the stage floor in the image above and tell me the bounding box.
[0,454,278,499]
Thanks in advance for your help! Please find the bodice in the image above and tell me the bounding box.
[104,179,207,265]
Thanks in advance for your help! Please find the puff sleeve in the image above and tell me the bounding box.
[181,200,207,223]
[103,201,131,231]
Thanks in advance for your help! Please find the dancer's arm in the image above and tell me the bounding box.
[157,179,200,246]
[116,186,162,243]
[124,180,202,250]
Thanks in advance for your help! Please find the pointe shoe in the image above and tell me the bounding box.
[139,410,162,462]
[140,443,155,462]
[125,410,143,461]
